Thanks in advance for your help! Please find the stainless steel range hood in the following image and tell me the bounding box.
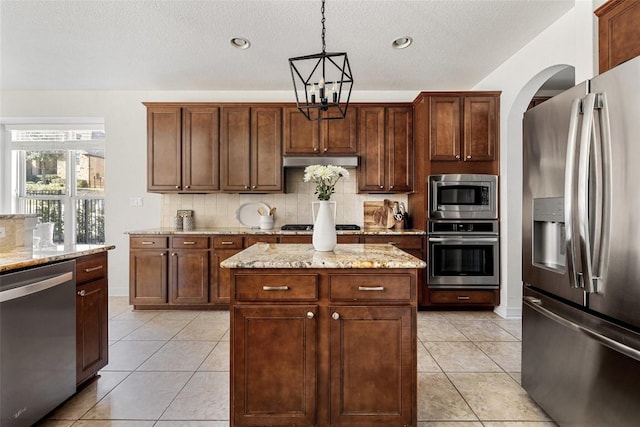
[282,156,359,168]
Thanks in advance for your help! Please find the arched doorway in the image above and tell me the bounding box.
[497,65,575,319]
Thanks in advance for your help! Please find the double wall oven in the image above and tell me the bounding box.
[427,174,499,289]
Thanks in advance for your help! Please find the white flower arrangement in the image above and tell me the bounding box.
[303,164,350,201]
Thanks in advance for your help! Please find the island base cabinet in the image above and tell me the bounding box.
[329,306,415,426]
[232,305,317,427]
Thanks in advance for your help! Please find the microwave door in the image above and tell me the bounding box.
[522,82,587,306]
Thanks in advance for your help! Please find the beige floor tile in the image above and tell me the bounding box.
[108,297,131,319]
[102,340,166,371]
[450,320,519,342]
[417,311,447,320]
[153,311,201,321]
[418,342,442,372]
[198,341,230,371]
[172,319,229,341]
[448,373,552,421]
[111,310,160,322]
[476,341,522,372]
[34,421,75,427]
[425,341,502,372]
[160,372,229,420]
[82,371,192,420]
[493,319,523,340]
[71,421,156,427]
[49,371,131,420]
[154,422,229,427]
[108,320,144,341]
[440,310,502,320]
[483,422,557,427]
[418,373,478,421]
[417,319,469,342]
[194,310,229,321]
[137,341,216,371]
[122,319,190,341]
[418,422,483,427]
[508,371,522,384]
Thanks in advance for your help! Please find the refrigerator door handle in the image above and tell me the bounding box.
[577,93,597,293]
[564,97,583,289]
[524,296,640,362]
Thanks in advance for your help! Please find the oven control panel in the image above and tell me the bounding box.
[429,221,498,234]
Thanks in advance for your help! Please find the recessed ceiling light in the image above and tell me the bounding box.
[230,37,251,49]
[392,36,413,49]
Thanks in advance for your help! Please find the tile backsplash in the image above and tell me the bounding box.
[161,169,409,228]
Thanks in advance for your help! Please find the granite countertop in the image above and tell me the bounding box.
[0,244,115,273]
[126,227,425,236]
[220,243,427,269]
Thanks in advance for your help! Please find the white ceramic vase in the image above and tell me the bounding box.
[312,200,337,252]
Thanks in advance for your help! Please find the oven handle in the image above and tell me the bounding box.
[428,237,498,244]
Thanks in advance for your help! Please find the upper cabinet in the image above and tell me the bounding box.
[596,0,640,73]
[220,106,282,192]
[428,95,498,163]
[283,106,357,155]
[358,105,413,193]
[146,105,219,193]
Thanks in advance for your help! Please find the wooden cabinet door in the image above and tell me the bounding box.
[429,96,461,161]
[463,96,497,161]
[283,106,320,154]
[147,106,182,191]
[220,107,251,191]
[251,107,282,191]
[387,106,413,192]
[357,107,386,192]
[321,108,358,154]
[76,278,108,385]
[596,0,640,73]
[211,248,241,304]
[329,306,414,426]
[182,106,219,191]
[129,250,168,304]
[233,305,317,427]
[170,250,209,304]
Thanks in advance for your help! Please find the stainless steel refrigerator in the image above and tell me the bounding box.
[522,55,640,426]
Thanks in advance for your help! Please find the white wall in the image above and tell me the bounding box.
[0,90,415,296]
[473,1,597,318]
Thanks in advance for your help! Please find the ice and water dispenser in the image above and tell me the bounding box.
[533,197,566,271]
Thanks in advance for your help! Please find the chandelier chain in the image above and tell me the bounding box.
[321,0,326,53]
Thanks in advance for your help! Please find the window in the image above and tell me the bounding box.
[6,123,106,245]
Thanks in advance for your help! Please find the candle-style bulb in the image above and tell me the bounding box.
[309,84,316,104]
[318,78,325,101]
[318,78,325,88]
[331,83,338,103]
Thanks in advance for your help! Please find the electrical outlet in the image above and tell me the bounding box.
[130,197,144,207]
[0,226,5,238]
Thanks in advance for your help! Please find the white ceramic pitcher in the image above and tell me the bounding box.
[312,200,337,252]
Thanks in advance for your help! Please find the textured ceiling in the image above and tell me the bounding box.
[0,0,575,91]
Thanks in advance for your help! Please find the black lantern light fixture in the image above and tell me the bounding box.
[288,0,354,121]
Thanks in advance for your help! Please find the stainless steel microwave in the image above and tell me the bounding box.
[428,174,498,219]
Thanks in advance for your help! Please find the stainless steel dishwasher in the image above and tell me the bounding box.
[0,260,76,427]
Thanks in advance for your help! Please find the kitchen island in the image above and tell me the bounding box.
[221,243,425,427]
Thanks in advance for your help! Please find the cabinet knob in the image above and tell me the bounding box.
[252,185,256,189]
[306,312,314,319]
[379,185,384,189]
[175,186,180,189]
[244,185,249,189]
[323,148,328,152]
[331,312,340,320]
[172,252,177,256]
[390,185,394,189]
[466,155,472,160]
[160,252,166,256]
[77,290,86,297]
[185,185,191,189]
[313,147,318,152]
[455,154,460,160]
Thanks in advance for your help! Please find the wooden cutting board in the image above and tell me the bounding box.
[364,200,395,229]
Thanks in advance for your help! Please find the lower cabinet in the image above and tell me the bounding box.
[170,236,210,304]
[427,289,500,307]
[230,269,417,427]
[210,236,244,305]
[76,252,109,386]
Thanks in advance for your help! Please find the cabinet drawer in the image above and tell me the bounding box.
[235,274,318,301]
[130,236,168,249]
[244,235,279,247]
[76,252,107,285]
[172,236,209,249]
[279,235,312,244]
[429,289,497,305]
[362,235,423,250]
[213,236,244,249]
[330,274,412,302]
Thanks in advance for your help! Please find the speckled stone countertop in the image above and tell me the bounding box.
[126,227,425,236]
[0,244,115,273]
[220,243,427,269]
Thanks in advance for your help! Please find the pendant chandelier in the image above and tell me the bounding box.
[288,0,354,121]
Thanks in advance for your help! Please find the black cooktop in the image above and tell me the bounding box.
[280,224,361,231]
